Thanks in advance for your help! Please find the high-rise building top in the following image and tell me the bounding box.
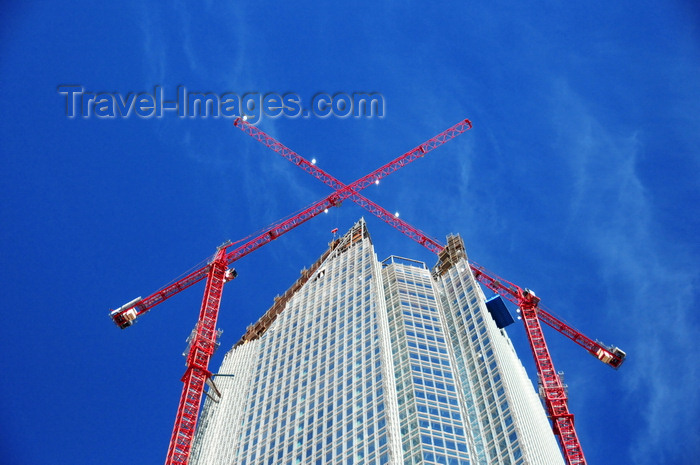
[191,219,564,465]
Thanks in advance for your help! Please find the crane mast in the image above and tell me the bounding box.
[236,118,626,465]
[166,246,232,464]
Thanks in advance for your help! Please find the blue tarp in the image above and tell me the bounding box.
[485,295,515,329]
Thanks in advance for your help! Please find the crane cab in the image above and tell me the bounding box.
[225,268,238,282]
[522,288,541,306]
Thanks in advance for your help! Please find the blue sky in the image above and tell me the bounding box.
[1,1,698,464]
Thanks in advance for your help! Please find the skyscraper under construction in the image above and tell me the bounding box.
[190,219,564,465]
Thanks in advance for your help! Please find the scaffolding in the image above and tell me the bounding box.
[432,234,468,278]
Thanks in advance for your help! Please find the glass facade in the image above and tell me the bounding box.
[383,256,473,465]
[190,220,564,465]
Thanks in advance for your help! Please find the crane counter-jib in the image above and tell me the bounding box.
[109,296,143,329]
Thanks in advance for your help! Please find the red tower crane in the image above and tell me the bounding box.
[109,119,472,465]
[234,117,626,465]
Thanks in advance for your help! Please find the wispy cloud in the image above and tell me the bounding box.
[549,79,699,464]
[139,1,250,81]
[138,5,166,85]
[136,1,275,236]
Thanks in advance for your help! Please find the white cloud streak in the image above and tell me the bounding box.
[550,79,699,465]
